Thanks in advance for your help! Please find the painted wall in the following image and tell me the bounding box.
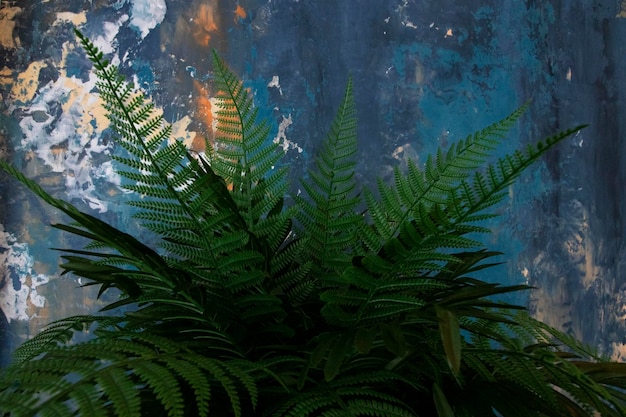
[0,0,625,363]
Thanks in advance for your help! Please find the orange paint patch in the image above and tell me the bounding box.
[0,6,22,49]
[191,79,224,154]
[193,79,214,132]
[192,2,219,47]
[190,133,208,153]
[234,5,247,23]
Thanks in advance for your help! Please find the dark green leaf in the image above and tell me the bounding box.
[436,305,461,375]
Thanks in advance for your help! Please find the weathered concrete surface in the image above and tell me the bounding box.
[0,0,625,360]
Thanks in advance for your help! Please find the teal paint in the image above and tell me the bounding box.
[131,59,156,92]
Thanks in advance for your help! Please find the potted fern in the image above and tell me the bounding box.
[1,30,626,417]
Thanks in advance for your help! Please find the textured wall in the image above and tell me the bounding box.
[0,0,625,363]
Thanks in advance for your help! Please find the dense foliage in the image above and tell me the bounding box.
[1,30,626,416]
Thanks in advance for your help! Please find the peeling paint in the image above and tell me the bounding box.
[0,67,12,87]
[93,14,129,55]
[10,61,47,104]
[22,88,111,209]
[0,6,21,49]
[0,226,49,322]
[191,1,220,47]
[12,48,118,212]
[172,115,197,149]
[192,80,218,142]
[129,0,167,39]
[273,114,302,153]
[53,11,87,27]
[395,0,417,29]
[267,75,282,95]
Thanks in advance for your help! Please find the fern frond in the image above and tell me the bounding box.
[295,76,363,272]
[75,30,251,278]
[98,367,143,417]
[0,331,259,417]
[9,315,110,364]
[367,121,584,277]
[366,104,528,248]
[271,371,418,416]
[451,127,585,222]
[209,50,288,240]
[357,124,584,292]
[272,259,315,304]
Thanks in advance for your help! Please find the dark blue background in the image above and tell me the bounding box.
[1,0,625,362]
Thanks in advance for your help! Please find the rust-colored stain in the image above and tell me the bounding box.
[0,6,22,49]
[234,5,247,23]
[11,61,47,103]
[190,133,207,153]
[193,80,213,133]
[191,1,220,47]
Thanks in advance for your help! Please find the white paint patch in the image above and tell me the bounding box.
[395,0,417,29]
[267,75,282,96]
[53,11,87,27]
[15,70,120,212]
[130,0,167,39]
[0,227,49,322]
[171,115,197,148]
[209,97,220,133]
[273,114,302,153]
[93,15,129,55]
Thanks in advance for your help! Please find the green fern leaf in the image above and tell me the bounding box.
[65,384,108,417]
[210,50,288,238]
[343,398,417,417]
[166,358,212,417]
[367,104,529,248]
[432,382,455,417]
[76,30,254,279]
[133,361,185,416]
[323,332,354,382]
[435,306,461,375]
[97,367,142,417]
[295,76,363,272]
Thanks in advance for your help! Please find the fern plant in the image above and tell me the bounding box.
[1,30,626,416]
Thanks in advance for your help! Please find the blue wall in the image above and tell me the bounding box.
[1,0,625,362]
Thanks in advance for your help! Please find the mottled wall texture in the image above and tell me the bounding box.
[0,0,625,363]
